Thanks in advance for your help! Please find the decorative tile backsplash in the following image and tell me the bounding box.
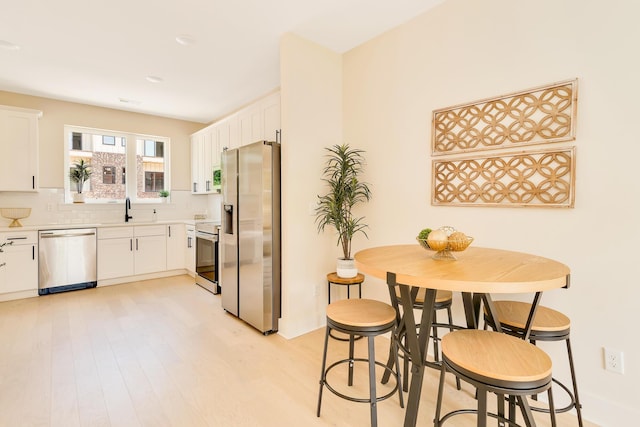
[0,189,216,227]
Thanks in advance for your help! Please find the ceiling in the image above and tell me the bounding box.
[0,0,443,124]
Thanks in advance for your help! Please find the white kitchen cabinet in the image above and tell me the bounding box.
[97,227,134,279]
[191,125,220,194]
[135,227,167,275]
[186,225,196,274]
[0,105,42,192]
[166,223,186,271]
[261,91,281,143]
[97,225,166,280]
[217,114,239,151]
[238,91,281,145]
[0,231,38,295]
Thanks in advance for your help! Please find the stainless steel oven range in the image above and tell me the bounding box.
[195,222,220,294]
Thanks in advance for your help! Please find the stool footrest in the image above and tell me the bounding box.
[529,377,580,414]
[322,358,400,404]
[438,407,528,427]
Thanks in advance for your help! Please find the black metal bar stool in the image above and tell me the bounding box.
[317,298,404,427]
[484,300,583,426]
[382,287,462,392]
[434,329,557,427]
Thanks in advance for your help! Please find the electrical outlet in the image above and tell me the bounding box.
[604,347,624,374]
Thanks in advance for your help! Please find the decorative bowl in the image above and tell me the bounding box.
[416,235,474,260]
[1,208,32,227]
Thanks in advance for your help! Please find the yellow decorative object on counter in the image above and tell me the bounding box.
[1,208,31,227]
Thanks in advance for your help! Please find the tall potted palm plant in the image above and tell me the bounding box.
[315,144,372,278]
[69,159,92,203]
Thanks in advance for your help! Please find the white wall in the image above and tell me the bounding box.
[278,34,343,338]
[338,0,639,425]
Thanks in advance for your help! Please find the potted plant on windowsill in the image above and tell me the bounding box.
[159,190,170,202]
[315,144,372,278]
[69,159,92,203]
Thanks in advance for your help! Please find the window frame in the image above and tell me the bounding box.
[63,125,171,204]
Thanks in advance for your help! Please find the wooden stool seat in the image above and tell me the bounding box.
[435,329,557,427]
[396,288,453,305]
[326,298,395,329]
[493,300,570,332]
[443,329,552,386]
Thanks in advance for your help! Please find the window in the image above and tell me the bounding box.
[103,166,116,184]
[145,171,164,192]
[64,126,170,203]
[71,132,82,150]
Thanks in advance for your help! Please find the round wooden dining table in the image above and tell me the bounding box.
[354,244,570,427]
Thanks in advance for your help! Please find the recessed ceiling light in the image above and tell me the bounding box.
[0,40,20,51]
[175,34,196,46]
[119,97,142,105]
[146,75,163,83]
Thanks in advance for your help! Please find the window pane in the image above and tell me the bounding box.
[103,135,115,145]
[71,132,82,150]
[144,140,155,156]
[137,138,166,198]
[145,171,164,192]
[103,166,116,184]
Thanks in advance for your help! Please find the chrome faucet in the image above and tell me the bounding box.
[125,197,133,222]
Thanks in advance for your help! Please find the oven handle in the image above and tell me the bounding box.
[195,231,218,242]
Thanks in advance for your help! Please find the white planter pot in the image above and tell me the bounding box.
[336,258,358,278]
[73,193,85,203]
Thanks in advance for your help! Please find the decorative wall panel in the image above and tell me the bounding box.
[432,79,578,156]
[432,147,575,208]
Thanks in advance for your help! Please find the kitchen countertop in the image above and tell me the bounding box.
[0,219,220,233]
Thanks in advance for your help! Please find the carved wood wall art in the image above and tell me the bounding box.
[432,79,578,156]
[432,147,575,208]
[430,79,578,208]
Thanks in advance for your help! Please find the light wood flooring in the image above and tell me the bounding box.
[0,275,592,427]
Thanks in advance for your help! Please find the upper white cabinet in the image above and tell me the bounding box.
[190,92,280,194]
[238,91,281,145]
[217,113,239,152]
[0,105,42,192]
[191,122,221,194]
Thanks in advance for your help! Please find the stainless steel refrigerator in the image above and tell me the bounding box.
[220,140,281,334]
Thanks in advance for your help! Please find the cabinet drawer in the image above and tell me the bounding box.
[134,225,166,237]
[98,227,134,239]
[1,231,37,245]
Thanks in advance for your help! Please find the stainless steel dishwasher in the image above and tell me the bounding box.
[38,228,97,295]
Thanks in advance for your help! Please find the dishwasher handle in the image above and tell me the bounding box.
[40,231,96,238]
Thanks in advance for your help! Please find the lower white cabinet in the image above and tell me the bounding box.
[0,231,38,294]
[166,223,186,271]
[98,225,167,280]
[186,225,196,274]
